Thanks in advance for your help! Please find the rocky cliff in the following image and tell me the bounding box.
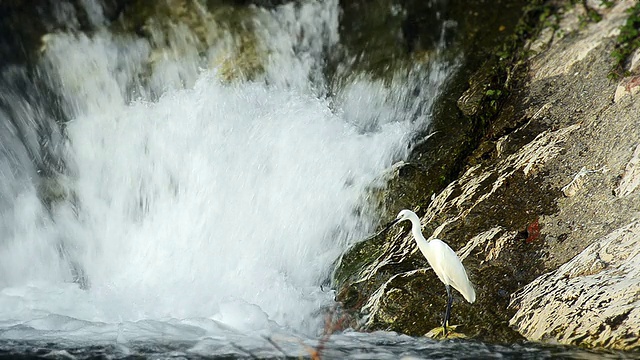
[334,0,640,350]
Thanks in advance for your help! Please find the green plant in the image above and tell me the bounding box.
[600,0,615,9]
[609,2,640,80]
[485,88,504,110]
[570,0,603,24]
[468,0,556,133]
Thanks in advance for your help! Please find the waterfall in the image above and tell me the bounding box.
[0,0,454,342]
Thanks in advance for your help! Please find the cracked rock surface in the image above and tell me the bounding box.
[335,0,640,349]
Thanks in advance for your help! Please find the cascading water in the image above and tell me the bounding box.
[1,2,637,359]
[0,0,453,351]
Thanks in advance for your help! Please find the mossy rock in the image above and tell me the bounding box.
[114,0,265,82]
[333,84,567,343]
[364,270,477,337]
[335,154,559,342]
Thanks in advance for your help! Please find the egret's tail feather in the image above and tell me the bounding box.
[462,284,476,303]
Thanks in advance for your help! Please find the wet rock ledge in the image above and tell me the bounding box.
[334,0,640,350]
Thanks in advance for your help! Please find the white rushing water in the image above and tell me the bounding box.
[0,0,454,347]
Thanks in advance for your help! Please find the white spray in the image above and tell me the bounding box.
[0,0,454,340]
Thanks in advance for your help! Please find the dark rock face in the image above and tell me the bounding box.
[0,1,59,65]
[332,0,543,343]
[334,128,564,341]
[0,0,134,66]
[335,0,640,350]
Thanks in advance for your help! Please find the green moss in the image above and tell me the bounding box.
[332,2,570,342]
[570,0,604,25]
[332,232,387,292]
[609,2,640,80]
[457,0,559,143]
[600,1,616,8]
[333,162,448,311]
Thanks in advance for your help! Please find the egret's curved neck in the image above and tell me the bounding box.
[408,213,429,247]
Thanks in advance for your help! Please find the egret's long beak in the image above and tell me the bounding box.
[372,217,401,238]
[381,218,400,232]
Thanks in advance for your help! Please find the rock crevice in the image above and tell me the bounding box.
[335,0,640,350]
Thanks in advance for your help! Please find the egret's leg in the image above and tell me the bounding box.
[443,285,452,336]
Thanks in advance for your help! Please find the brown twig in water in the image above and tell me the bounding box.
[304,305,349,360]
[263,335,290,358]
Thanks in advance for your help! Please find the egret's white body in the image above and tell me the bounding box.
[391,209,475,333]
[403,211,475,303]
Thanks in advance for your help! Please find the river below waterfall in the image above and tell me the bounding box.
[0,333,631,359]
[0,1,639,359]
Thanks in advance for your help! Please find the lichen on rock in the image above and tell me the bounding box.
[509,220,640,350]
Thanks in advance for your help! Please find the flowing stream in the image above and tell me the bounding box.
[0,1,635,359]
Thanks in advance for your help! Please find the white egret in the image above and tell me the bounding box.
[387,209,475,336]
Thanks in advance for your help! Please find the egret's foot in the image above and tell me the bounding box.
[425,325,467,339]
